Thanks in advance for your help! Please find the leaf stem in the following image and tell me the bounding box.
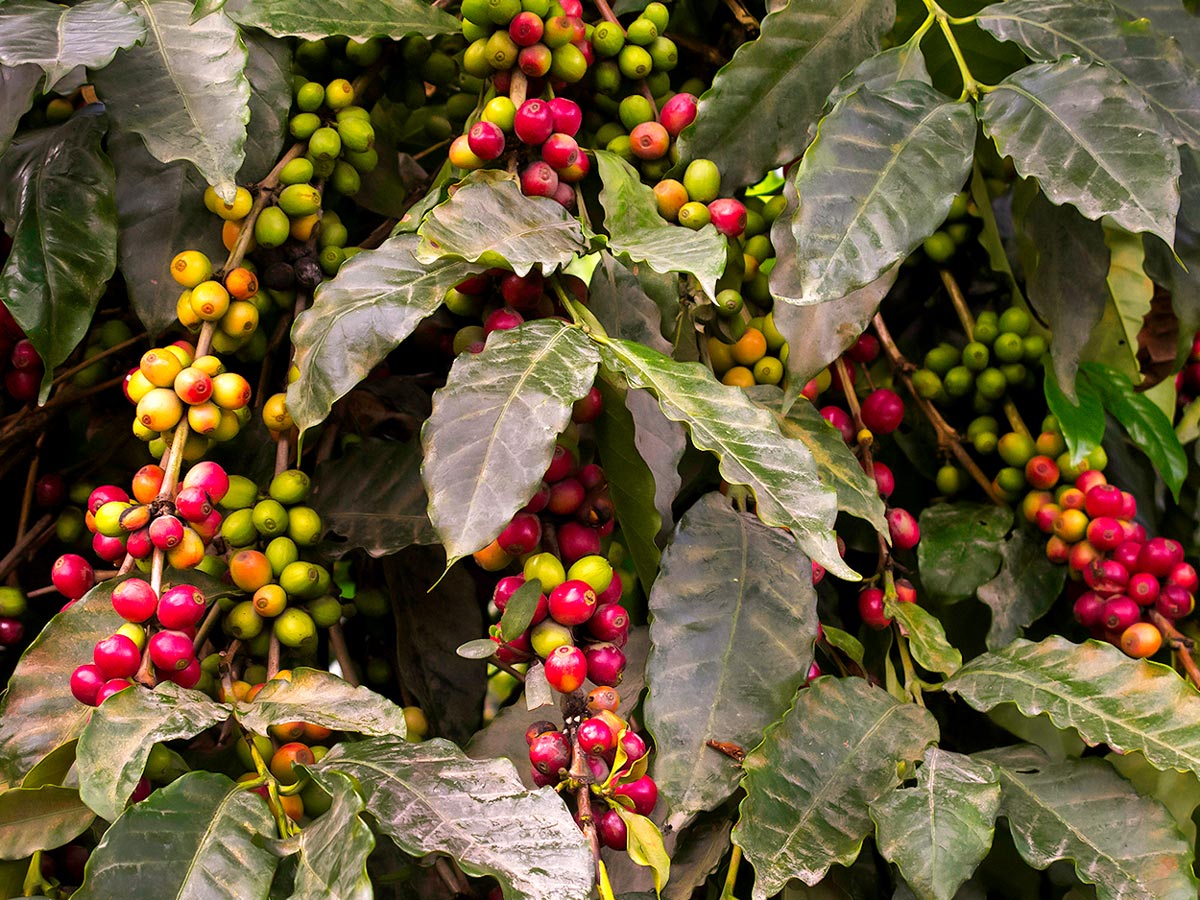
[921,0,980,99]
[889,575,926,708]
[719,845,743,900]
[488,654,528,683]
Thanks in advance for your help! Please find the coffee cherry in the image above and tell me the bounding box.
[525,720,558,745]
[1168,562,1199,593]
[52,554,94,600]
[93,634,141,680]
[70,664,106,706]
[587,603,629,644]
[613,775,657,815]
[529,730,571,775]
[95,679,133,705]
[1101,596,1140,632]
[858,587,890,629]
[871,461,895,498]
[530,619,573,658]
[820,406,855,443]
[597,809,627,850]
[587,686,620,714]
[584,641,626,686]
[659,92,698,138]
[1156,584,1194,619]
[596,571,623,606]
[548,580,597,626]
[557,522,601,563]
[493,575,528,611]
[886,508,921,550]
[1072,591,1105,627]
[157,585,207,630]
[544,645,587,693]
[708,198,747,237]
[1120,622,1162,658]
[578,717,615,755]
[860,389,904,434]
[148,630,194,672]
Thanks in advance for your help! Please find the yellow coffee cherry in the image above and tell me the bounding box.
[136,388,184,432]
[125,369,155,404]
[139,349,183,388]
[170,250,213,288]
[204,185,253,220]
[220,300,259,337]
[189,280,231,322]
[289,212,320,242]
[262,393,294,432]
[176,290,201,329]
[187,401,222,435]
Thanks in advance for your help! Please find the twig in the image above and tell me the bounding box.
[15,436,41,545]
[1150,611,1200,691]
[591,0,622,26]
[412,137,451,162]
[720,0,759,32]
[267,631,281,680]
[0,515,54,583]
[665,32,727,66]
[192,601,223,653]
[52,332,147,386]
[563,697,602,882]
[220,143,307,278]
[488,655,527,683]
[329,623,360,686]
[360,217,399,250]
[637,81,659,120]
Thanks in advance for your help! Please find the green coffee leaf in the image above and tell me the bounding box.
[1043,363,1105,464]
[977,0,1200,148]
[1115,0,1200,66]
[20,740,78,790]
[224,0,460,40]
[593,150,725,299]
[645,493,818,829]
[870,749,1000,900]
[0,0,146,87]
[457,638,500,660]
[312,437,437,557]
[315,736,594,900]
[825,43,931,111]
[0,112,118,401]
[821,626,865,667]
[976,745,1199,900]
[948,637,1200,781]
[0,65,43,158]
[970,165,1026,309]
[498,580,544,643]
[1094,225,1154,382]
[597,338,851,580]
[675,0,894,189]
[276,770,374,900]
[976,527,1067,650]
[886,602,961,677]
[417,171,587,277]
[748,384,888,535]
[93,0,249,201]
[586,253,674,357]
[422,320,600,565]
[779,82,975,304]
[0,786,94,860]
[288,234,487,433]
[915,503,1010,603]
[77,682,231,822]
[73,772,278,900]
[734,677,938,897]
[613,807,671,896]
[1108,750,1200,845]
[977,58,1180,245]
[239,29,292,183]
[234,667,408,738]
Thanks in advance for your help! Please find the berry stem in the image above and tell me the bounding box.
[267,631,281,680]
[564,714,603,881]
[873,312,1009,507]
[328,622,360,686]
[591,0,622,28]
[1149,611,1200,691]
[720,0,759,33]
[221,142,308,278]
[488,654,528,683]
[192,600,223,654]
[885,569,926,707]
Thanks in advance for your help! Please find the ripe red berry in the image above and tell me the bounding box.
[149,515,185,550]
[1137,538,1177,577]
[557,521,601,562]
[548,579,597,625]
[577,716,615,755]
[620,730,647,761]
[858,587,890,629]
[492,575,527,611]
[1113,540,1143,571]
[613,775,658,816]
[886,508,921,550]
[173,485,212,523]
[88,485,129,516]
[819,406,854,443]
[659,92,698,138]
[894,578,917,604]
[1085,516,1124,552]
[1072,591,1105,627]
[35,473,65,507]
[544,644,587,693]
[1127,572,1161,606]
[629,121,670,160]
[509,10,544,45]
[584,641,626,686]
[167,657,202,688]
[1024,455,1060,491]
[148,629,194,672]
[1084,483,1123,518]
[1101,596,1140,632]
[92,532,128,563]
[514,99,555,145]
[597,809,627,850]
[1085,558,1129,596]
[93,634,141,680]
[860,389,904,434]
[156,584,207,630]
[541,133,580,169]
[587,603,629,642]
[1156,584,1194,619]
[52,554,95,600]
[871,460,895,498]
[707,198,747,237]
[468,120,507,161]
[529,730,571,776]
[548,98,582,136]
[95,679,132,705]
[11,338,40,370]
[0,616,24,645]
[525,720,558,745]
[520,160,559,198]
[1169,562,1199,593]
[181,461,229,504]
[497,513,542,557]
[70,664,106,706]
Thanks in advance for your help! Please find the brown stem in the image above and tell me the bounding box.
[489,655,527,683]
[510,69,530,109]
[360,217,399,249]
[873,312,1009,507]
[563,705,602,881]
[591,0,623,27]
[274,434,291,475]
[267,631,281,680]
[1150,611,1200,691]
[220,143,307,278]
[16,436,41,545]
[52,332,147,386]
[192,601,223,654]
[434,858,473,898]
[0,515,54,583]
[665,32,727,66]
[720,0,759,31]
[329,623,360,686]
[637,80,659,119]
[412,136,452,162]
[255,312,295,409]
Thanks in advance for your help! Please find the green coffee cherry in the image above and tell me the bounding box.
[319,246,345,275]
[252,498,289,538]
[308,594,343,629]
[973,312,999,345]
[344,147,378,173]
[943,365,974,398]
[354,587,389,617]
[619,95,655,131]
[254,207,290,248]
[222,475,259,510]
[274,607,317,649]
[591,21,624,56]
[220,508,259,547]
[617,44,652,79]
[911,368,942,399]
[715,289,743,317]
[279,157,315,185]
[224,600,264,640]
[678,201,711,230]
[935,464,965,495]
[626,16,658,45]
[325,78,355,109]
[265,536,299,578]
[287,506,323,546]
[922,231,955,262]
[648,36,677,70]
[0,587,26,617]
[289,112,321,140]
[308,126,342,160]
[683,159,721,204]
[998,306,1031,337]
[976,367,1007,400]
[331,160,361,196]
[278,184,322,217]
[993,332,1024,363]
[270,469,311,504]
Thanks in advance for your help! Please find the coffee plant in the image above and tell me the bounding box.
[0,0,1198,897]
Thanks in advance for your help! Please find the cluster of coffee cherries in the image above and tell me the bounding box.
[460,0,594,84]
[651,155,746,238]
[525,685,658,850]
[707,312,788,388]
[443,268,588,356]
[170,248,263,355]
[1022,458,1196,657]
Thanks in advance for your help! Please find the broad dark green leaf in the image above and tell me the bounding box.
[976,527,1067,650]
[597,338,852,579]
[627,387,685,545]
[20,739,78,789]
[734,677,939,897]
[498,579,544,643]
[587,253,674,357]
[0,0,145,87]
[1081,362,1187,498]
[1043,363,1105,464]
[224,0,460,40]
[0,64,42,157]
[660,809,733,900]
[948,637,1200,781]
[977,58,1180,245]
[422,320,600,565]
[276,770,373,900]
[779,82,975,304]
[1149,147,1200,349]
[93,0,249,200]
[235,667,408,738]
[417,171,587,277]
[977,745,1198,900]
[886,601,961,677]
[824,43,931,111]
[969,165,1026,310]
[915,503,1010,603]
[315,736,594,900]
[110,129,223,337]
[77,682,231,822]
[645,493,818,829]
[1115,0,1200,66]
[74,771,278,900]
[1013,187,1108,396]
[1091,225,1155,382]
[288,234,487,432]
[594,150,725,299]
[870,749,1000,900]
[0,786,94,860]
[977,0,1200,148]
[748,385,888,534]
[1109,750,1200,845]
[239,30,291,183]
[312,437,436,557]
[613,807,671,895]
[0,112,117,400]
[675,0,894,189]
[595,378,664,590]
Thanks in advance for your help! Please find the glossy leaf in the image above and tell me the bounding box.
[915,503,1010,603]
[109,129,223,336]
[645,493,819,829]
[0,112,118,400]
[20,740,78,790]
[886,601,961,677]
[0,65,42,157]
[595,378,664,590]
[276,770,373,900]
[239,29,291,183]
[235,668,408,738]
[77,682,231,822]
[627,387,685,545]
[1115,0,1200,66]
[613,807,671,895]
[948,637,1200,780]
[977,0,1200,148]
[821,625,865,667]
[977,58,1180,244]
[587,253,674,357]
[824,43,931,111]
[597,338,851,579]
[870,749,1000,900]
[1095,226,1154,382]
[74,771,278,900]
[676,0,894,189]
[498,580,544,643]
[417,171,587,277]
[976,527,1067,650]
[969,166,1026,309]
[422,320,599,565]
[748,384,888,534]
[288,234,487,432]
[1080,362,1187,498]
[1043,363,1105,464]
[315,736,594,900]
[1013,186,1108,396]
[733,676,939,897]
[977,745,1198,900]
[594,150,725,299]
[312,437,437,557]
[93,0,249,201]
[1109,750,1200,845]
[779,82,975,304]
[224,0,460,40]
[0,0,145,87]
[0,786,94,860]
